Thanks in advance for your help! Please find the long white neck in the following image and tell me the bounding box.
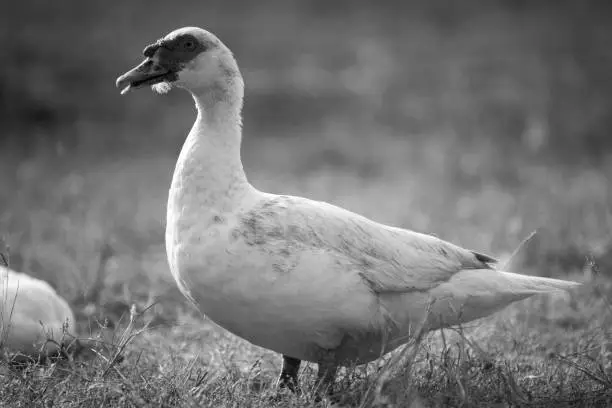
[169,78,252,215]
[165,57,256,296]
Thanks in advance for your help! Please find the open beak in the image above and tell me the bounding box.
[116,59,175,95]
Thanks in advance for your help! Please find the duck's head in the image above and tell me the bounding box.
[116,27,240,96]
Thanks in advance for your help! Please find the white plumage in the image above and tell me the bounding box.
[116,27,580,390]
[0,267,75,357]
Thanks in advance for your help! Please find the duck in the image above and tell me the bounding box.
[0,266,76,360]
[116,27,580,393]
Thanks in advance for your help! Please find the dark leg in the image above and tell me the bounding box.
[277,355,301,392]
[316,353,338,396]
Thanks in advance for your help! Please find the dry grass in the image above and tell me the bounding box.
[0,137,611,406]
[1,286,611,407]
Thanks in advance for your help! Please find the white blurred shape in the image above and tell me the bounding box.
[0,266,75,357]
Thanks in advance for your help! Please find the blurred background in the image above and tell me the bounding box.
[1,0,611,316]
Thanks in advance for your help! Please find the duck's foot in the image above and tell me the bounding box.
[277,355,301,393]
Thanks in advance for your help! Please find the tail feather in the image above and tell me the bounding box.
[494,270,581,293]
[427,269,581,328]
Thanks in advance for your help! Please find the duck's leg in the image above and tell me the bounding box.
[277,355,301,392]
[316,353,338,395]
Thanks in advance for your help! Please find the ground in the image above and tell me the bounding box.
[1,143,611,407]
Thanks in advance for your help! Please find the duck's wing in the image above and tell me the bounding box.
[239,194,497,293]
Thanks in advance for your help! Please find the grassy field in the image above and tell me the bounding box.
[1,137,611,407]
[2,1,612,406]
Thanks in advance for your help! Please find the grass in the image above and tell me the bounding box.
[2,1,612,406]
[0,138,611,406]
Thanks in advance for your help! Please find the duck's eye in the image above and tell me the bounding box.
[182,40,196,51]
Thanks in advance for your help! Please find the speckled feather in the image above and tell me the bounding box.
[236,194,496,293]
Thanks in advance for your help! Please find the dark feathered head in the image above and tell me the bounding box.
[116,27,240,95]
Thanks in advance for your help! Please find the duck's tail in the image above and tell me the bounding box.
[427,269,581,328]
[465,269,581,294]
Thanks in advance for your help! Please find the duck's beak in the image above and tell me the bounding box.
[116,58,176,95]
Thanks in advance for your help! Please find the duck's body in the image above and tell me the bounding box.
[166,183,575,365]
[117,26,580,390]
[0,267,75,357]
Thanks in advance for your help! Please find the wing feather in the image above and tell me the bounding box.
[239,194,497,293]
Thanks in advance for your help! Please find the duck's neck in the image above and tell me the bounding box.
[170,83,251,214]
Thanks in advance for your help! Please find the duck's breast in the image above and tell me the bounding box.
[167,210,394,361]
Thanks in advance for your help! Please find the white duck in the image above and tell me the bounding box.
[116,27,580,391]
[0,266,75,359]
